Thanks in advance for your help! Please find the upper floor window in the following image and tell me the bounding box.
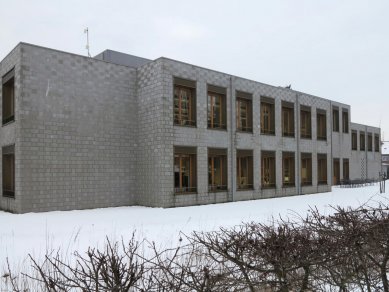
[374,134,380,152]
[174,147,197,194]
[262,151,276,188]
[300,106,312,139]
[208,148,227,192]
[237,150,253,190]
[317,109,326,141]
[360,132,366,151]
[368,133,373,151]
[2,145,15,198]
[333,107,339,132]
[342,109,349,133]
[236,91,252,132]
[2,68,15,125]
[261,97,275,135]
[351,131,357,150]
[208,85,227,130]
[282,102,294,137]
[173,78,196,127]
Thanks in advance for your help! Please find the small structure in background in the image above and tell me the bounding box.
[379,172,386,193]
[382,141,389,176]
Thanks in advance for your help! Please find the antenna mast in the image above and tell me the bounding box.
[84,27,91,57]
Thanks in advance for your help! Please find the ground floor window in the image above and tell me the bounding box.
[208,148,227,191]
[262,151,276,188]
[282,152,295,187]
[301,153,312,186]
[237,150,253,190]
[174,147,197,193]
[2,145,15,197]
[343,158,349,181]
[317,154,327,185]
[333,158,340,185]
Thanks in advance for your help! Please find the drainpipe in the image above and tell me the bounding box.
[230,76,235,202]
[295,93,301,195]
[365,126,368,179]
[330,101,333,187]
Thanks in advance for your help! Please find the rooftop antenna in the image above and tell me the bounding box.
[84,27,91,57]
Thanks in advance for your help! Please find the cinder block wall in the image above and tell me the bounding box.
[17,44,138,212]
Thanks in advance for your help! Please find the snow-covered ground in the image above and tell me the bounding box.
[0,184,387,269]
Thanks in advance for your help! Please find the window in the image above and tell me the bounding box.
[236,91,252,132]
[208,148,227,191]
[208,85,227,130]
[2,68,15,125]
[2,145,15,198]
[282,152,295,187]
[375,134,380,152]
[237,150,253,190]
[317,109,326,140]
[173,78,196,127]
[333,158,340,185]
[351,131,357,150]
[368,133,373,151]
[343,159,349,181]
[333,107,339,132]
[282,102,294,137]
[317,154,327,185]
[342,110,349,133]
[261,98,275,135]
[174,147,197,193]
[360,132,366,151]
[262,151,276,188]
[301,153,312,186]
[300,106,311,139]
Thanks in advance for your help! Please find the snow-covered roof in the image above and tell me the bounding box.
[382,141,389,155]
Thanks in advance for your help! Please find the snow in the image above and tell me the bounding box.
[0,184,388,269]
[382,141,389,155]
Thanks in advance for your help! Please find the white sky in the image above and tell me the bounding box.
[1,0,388,138]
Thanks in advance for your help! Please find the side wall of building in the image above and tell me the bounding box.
[16,44,138,212]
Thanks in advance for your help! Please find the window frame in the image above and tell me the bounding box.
[282,152,295,187]
[261,151,276,189]
[174,147,197,194]
[317,154,327,185]
[236,150,253,190]
[260,97,275,135]
[374,134,380,152]
[342,109,349,133]
[236,92,253,133]
[360,132,366,151]
[368,133,373,152]
[333,107,339,132]
[2,68,15,126]
[208,148,228,192]
[343,158,349,181]
[300,106,312,139]
[282,102,294,137]
[351,131,357,150]
[333,158,340,185]
[2,144,15,198]
[301,153,312,186]
[316,109,327,141]
[207,85,227,130]
[173,78,196,127]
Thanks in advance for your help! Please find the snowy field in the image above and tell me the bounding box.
[0,184,387,270]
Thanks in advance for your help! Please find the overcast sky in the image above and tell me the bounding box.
[1,0,388,138]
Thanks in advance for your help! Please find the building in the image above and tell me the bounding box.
[382,141,389,176]
[0,43,381,213]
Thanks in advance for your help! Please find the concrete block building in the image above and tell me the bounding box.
[0,43,381,213]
